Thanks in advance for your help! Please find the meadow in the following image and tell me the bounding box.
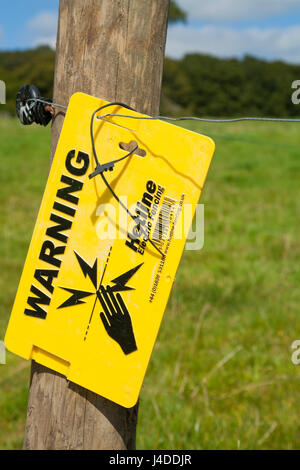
[0,117,299,449]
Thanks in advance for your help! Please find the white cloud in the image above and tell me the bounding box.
[166,24,300,63]
[177,0,300,22]
[27,11,58,48]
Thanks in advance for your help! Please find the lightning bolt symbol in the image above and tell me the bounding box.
[58,253,143,311]
[74,251,98,288]
[110,263,143,292]
[58,288,94,309]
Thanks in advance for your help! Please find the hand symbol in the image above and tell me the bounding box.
[97,285,138,355]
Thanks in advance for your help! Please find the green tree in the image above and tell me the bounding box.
[169,0,186,23]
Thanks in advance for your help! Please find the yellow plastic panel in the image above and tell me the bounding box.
[5,93,215,407]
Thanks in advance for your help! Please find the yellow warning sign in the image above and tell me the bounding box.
[5,93,215,407]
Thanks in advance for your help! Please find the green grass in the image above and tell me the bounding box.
[0,117,299,449]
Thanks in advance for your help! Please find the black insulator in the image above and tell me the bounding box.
[16,84,53,126]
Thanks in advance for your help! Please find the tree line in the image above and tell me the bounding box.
[1,45,300,118]
[162,54,300,117]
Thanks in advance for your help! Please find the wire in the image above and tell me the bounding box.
[112,144,138,164]
[88,143,138,178]
[98,113,300,123]
[27,97,68,110]
[90,102,165,258]
[26,97,300,123]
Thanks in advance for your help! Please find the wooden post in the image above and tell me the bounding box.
[23,0,169,450]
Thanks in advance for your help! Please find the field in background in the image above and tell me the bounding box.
[0,118,299,449]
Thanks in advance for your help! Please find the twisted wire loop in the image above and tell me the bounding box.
[19,94,300,257]
[90,102,165,257]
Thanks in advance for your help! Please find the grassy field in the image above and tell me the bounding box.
[0,117,299,450]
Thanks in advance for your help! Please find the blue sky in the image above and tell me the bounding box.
[2,0,300,63]
[0,1,59,49]
[0,0,59,50]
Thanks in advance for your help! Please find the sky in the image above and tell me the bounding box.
[1,0,300,63]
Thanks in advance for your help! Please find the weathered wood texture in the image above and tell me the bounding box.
[23,0,169,450]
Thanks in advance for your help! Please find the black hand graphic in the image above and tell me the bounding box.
[97,285,137,355]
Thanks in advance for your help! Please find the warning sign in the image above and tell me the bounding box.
[5,93,215,407]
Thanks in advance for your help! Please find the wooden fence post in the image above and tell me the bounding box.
[23,0,169,450]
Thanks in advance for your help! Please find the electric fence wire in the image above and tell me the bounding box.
[27,97,67,110]
[27,98,300,123]
[99,113,300,123]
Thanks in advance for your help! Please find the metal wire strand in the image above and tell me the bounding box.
[26,97,300,123]
[27,98,68,110]
[98,113,300,123]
